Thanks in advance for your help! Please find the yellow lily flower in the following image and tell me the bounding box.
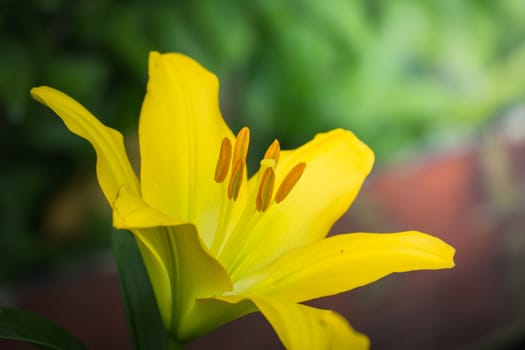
[31,52,455,349]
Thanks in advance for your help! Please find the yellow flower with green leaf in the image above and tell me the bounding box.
[31,52,455,349]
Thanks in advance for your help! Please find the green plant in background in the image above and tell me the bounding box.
[1,0,525,299]
[5,51,453,350]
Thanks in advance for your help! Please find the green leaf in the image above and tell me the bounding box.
[112,230,169,350]
[0,307,88,350]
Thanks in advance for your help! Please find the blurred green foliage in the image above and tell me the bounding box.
[2,0,525,283]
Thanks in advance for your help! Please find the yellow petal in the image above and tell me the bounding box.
[138,52,236,247]
[112,185,187,229]
[30,86,139,204]
[224,129,374,278]
[234,231,455,302]
[250,297,369,350]
[180,298,255,341]
[112,187,233,337]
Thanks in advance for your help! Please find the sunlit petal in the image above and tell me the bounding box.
[234,231,455,302]
[224,129,374,278]
[31,86,139,204]
[139,52,237,246]
[112,185,187,229]
[249,297,369,350]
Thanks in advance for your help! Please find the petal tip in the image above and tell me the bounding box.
[325,128,375,169]
[411,230,456,269]
[30,86,50,103]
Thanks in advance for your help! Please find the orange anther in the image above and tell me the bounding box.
[256,167,275,212]
[232,127,250,165]
[275,162,306,203]
[228,159,245,201]
[263,139,280,163]
[214,137,232,183]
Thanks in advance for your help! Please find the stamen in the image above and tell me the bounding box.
[232,127,250,165]
[263,139,280,163]
[214,137,232,183]
[256,167,275,212]
[275,162,306,203]
[228,159,245,201]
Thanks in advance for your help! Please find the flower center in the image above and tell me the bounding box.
[214,127,305,212]
[210,127,306,272]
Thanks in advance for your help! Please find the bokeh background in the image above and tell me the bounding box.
[1,0,525,349]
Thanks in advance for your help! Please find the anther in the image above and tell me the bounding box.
[263,139,280,163]
[214,138,232,183]
[256,167,275,212]
[228,159,245,201]
[232,127,250,165]
[275,162,306,203]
